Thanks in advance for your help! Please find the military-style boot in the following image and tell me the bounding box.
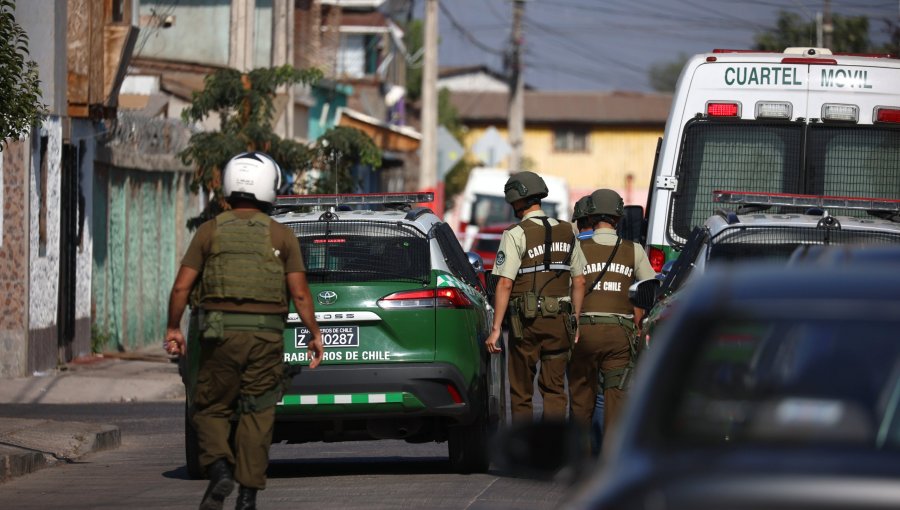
[199,459,235,510]
[235,486,257,510]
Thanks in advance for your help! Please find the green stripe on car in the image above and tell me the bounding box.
[278,392,405,405]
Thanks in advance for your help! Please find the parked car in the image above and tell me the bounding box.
[180,192,500,477]
[641,190,900,342]
[563,262,900,509]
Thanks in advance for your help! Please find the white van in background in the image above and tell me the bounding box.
[644,47,900,272]
[448,167,571,251]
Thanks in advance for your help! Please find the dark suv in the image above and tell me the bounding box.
[181,193,500,476]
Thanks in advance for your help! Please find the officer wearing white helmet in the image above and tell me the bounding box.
[485,171,586,422]
[568,189,655,449]
[165,152,324,510]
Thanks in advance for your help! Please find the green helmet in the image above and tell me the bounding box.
[503,171,549,204]
[572,195,593,221]
[587,189,625,218]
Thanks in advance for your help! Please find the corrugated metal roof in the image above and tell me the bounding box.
[449,90,673,125]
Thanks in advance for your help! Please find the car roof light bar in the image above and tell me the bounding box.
[275,192,434,208]
[713,190,900,213]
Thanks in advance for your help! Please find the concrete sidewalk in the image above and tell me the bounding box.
[0,348,184,483]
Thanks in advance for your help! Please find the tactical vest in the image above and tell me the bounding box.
[200,211,287,307]
[510,217,575,298]
[580,238,635,315]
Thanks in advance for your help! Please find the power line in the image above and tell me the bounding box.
[438,0,505,56]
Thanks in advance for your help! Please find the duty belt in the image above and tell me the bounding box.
[202,310,286,332]
[517,263,571,274]
[579,315,635,330]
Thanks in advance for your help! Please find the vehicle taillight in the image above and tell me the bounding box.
[875,107,900,124]
[648,247,666,273]
[377,288,472,310]
[755,101,792,119]
[446,384,464,404]
[707,102,740,117]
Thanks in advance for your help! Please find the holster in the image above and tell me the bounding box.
[521,291,538,319]
[507,298,525,340]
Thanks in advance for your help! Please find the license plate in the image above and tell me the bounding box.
[295,325,359,348]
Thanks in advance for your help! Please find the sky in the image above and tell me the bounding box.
[415,0,900,92]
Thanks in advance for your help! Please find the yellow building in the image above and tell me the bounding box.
[449,89,672,206]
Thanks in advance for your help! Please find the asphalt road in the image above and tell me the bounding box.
[0,402,571,509]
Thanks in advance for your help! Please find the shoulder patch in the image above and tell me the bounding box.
[496,251,506,266]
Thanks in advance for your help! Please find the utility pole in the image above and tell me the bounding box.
[508,0,525,173]
[230,0,255,72]
[823,0,833,49]
[420,0,438,206]
[272,0,293,139]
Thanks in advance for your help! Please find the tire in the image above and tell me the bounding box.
[185,401,203,480]
[448,414,490,473]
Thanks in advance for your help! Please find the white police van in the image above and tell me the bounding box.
[644,47,900,271]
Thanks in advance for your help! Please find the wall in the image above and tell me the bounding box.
[463,124,662,206]
[0,142,29,377]
[70,120,98,359]
[92,167,196,351]
[28,117,63,373]
[14,0,67,115]
[137,0,231,66]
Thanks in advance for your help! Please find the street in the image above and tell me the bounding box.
[0,402,569,509]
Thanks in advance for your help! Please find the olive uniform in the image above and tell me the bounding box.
[182,209,305,490]
[569,227,654,437]
[493,210,586,420]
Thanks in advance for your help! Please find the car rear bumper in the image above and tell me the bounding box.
[275,362,480,423]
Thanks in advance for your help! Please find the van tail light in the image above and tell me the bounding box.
[755,101,792,119]
[648,246,666,273]
[875,107,900,124]
[378,288,473,310]
[707,102,740,117]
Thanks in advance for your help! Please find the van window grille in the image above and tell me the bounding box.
[287,220,430,284]
[671,120,803,244]
[670,120,900,246]
[708,225,900,262]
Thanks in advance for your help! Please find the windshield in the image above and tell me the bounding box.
[670,120,900,244]
[670,317,900,449]
[470,194,559,227]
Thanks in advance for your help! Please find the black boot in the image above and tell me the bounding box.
[199,459,235,510]
[235,486,257,510]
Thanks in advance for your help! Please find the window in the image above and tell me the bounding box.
[553,128,589,152]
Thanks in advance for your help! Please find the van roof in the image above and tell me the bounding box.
[696,47,900,68]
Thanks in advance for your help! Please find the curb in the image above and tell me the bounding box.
[0,419,121,484]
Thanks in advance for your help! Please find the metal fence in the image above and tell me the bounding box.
[709,225,900,263]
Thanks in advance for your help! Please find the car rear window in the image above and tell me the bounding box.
[288,220,430,284]
[708,226,900,263]
[669,317,900,449]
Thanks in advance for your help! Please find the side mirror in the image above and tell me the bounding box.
[617,205,646,245]
[466,252,485,273]
[629,278,661,310]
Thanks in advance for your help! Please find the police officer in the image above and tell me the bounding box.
[484,171,586,421]
[572,196,604,456]
[165,152,324,510]
[568,189,654,445]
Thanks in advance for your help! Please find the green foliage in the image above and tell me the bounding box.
[307,126,382,194]
[648,53,689,93]
[404,19,424,102]
[179,65,323,224]
[754,11,871,52]
[877,19,900,55]
[0,0,45,148]
[91,323,112,354]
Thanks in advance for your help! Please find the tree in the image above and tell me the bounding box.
[0,0,45,148]
[878,18,899,55]
[648,53,689,93]
[403,19,424,102]
[180,65,381,225]
[754,11,871,52]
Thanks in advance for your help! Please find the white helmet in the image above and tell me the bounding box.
[222,152,282,205]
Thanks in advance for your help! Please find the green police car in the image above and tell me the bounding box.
[182,192,501,476]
